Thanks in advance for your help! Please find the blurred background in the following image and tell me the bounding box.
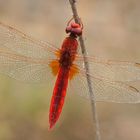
[0,0,140,140]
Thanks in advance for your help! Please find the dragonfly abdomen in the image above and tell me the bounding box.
[49,67,69,129]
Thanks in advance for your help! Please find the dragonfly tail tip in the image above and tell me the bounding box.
[49,122,55,131]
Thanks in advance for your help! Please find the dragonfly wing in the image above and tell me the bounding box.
[0,22,59,82]
[0,22,59,59]
[68,68,140,103]
[75,55,140,82]
[0,49,57,83]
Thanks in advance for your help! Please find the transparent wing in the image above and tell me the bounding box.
[68,69,140,103]
[0,22,59,82]
[75,55,140,82]
[0,22,59,58]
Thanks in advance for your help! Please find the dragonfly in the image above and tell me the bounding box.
[0,20,140,129]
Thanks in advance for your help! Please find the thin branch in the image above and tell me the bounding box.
[68,0,101,140]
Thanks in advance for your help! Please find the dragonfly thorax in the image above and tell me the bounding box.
[59,50,72,68]
[59,36,78,68]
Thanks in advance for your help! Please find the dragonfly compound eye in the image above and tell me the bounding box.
[66,22,82,36]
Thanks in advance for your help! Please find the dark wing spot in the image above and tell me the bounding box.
[129,85,139,92]
[135,63,140,68]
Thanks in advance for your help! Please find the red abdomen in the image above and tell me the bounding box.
[49,67,69,129]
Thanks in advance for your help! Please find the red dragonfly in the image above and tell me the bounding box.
[0,20,140,129]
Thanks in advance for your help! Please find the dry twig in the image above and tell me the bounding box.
[68,0,101,140]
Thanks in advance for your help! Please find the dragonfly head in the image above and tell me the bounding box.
[66,19,83,37]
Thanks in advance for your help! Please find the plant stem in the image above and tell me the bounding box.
[68,0,101,140]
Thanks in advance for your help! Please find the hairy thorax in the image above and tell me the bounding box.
[59,36,78,68]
